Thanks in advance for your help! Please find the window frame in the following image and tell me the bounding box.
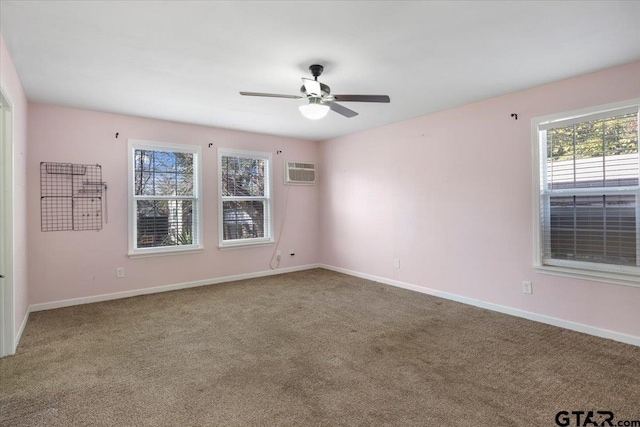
[217,147,274,249]
[127,139,203,258]
[532,98,640,287]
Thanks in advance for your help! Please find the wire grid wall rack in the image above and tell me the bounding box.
[40,162,105,231]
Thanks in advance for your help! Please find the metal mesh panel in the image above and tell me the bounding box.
[40,162,104,231]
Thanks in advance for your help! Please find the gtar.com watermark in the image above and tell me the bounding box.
[555,411,640,427]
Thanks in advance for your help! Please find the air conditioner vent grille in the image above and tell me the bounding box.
[288,162,314,170]
[285,161,316,185]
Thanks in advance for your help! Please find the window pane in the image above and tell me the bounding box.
[546,113,638,190]
[574,119,604,160]
[152,151,176,172]
[135,171,153,195]
[574,120,604,187]
[604,114,639,187]
[176,173,193,196]
[134,149,151,172]
[154,172,177,196]
[604,113,638,156]
[547,127,575,190]
[137,200,194,248]
[134,149,194,196]
[175,152,194,173]
[547,195,636,266]
[221,156,265,197]
[222,200,265,240]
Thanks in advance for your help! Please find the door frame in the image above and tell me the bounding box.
[0,85,15,357]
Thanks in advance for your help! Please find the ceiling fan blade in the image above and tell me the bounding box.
[330,102,359,118]
[302,78,322,96]
[240,91,303,99]
[332,95,390,103]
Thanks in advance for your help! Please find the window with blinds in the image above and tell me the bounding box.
[128,140,202,256]
[218,148,273,247]
[536,103,639,276]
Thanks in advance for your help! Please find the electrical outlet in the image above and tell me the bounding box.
[116,267,125,278]
[522,280,532,294]
[276,250,281,261]
[290,250,295,256]
[394,259,400,269]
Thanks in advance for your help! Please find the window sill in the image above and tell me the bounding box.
[535,264,640,288]
[128,246,204,259]
[218,239,274,250]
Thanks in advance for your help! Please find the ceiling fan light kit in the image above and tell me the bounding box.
[299,98,330,120]
[240,64,390,120]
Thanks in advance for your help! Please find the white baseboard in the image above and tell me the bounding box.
[14,306,30,352]
[30,264,321,313]
[319,264,640,347]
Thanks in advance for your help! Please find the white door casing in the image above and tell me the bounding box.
[0,86,15,357]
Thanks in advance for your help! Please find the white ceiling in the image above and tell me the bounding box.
[1,1,639,141]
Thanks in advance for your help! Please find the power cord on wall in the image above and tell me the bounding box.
[270,184,291,270]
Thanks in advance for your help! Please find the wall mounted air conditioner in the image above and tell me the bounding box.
[285,161,316,185]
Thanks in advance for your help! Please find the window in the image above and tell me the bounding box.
[533,99,640,284]
[218,148,273,248]
[128,140,202,257]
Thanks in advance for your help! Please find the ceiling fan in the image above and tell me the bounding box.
[240,64,390,120]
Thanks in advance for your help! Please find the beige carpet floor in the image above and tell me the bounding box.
[1,268,638,426]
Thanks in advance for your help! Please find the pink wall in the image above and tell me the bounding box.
[319,61,640,338]
[27,104,319,304]
[1,34,29,340]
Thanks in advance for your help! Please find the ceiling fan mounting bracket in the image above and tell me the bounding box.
[309,64,324,80]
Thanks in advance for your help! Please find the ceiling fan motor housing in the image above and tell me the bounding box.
[300,82,330,98]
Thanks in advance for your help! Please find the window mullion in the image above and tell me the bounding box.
[636,189,640,267]
[221,196,267,201]
[133,195,197,201]
[636,110,640,267]
[542,194,551,261]
[543,187,640,197]
[572,125,577,188]
[573,196,578,257]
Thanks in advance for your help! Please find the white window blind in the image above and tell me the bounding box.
[218,148,273,247]
[538,105,640,274]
